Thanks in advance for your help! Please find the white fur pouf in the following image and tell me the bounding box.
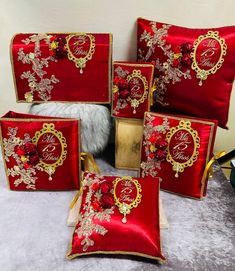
[29,103,111,155]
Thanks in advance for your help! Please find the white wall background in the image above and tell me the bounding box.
[0,0,234,153]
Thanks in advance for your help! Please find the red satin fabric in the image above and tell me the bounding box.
[11,33,111,103]
[0,111,80,190]
[137,18,235,128]
[68,173,165,262]
[112,62,154,119]
[140,112,217,199]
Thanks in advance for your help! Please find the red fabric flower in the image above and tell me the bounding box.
[180,42,193,54]
[23,163,32,169]
[100,193,114,209]
[174,46,181,54]
[181,54,192,67]
[149,152,155,159]
[24,142,37,155]
[113,76,120,85]
[16,146,25,156]
[49,49,56,57]
[50,36,56,42]
[156,139,168,150]
[29,154,40,165]
[56,46,67,59]
[119,89,130,99]
[155,149,167,161]
[149,133,158,144]
[57,37,66,46]
[92,182,99,192]
[100,182,111,194]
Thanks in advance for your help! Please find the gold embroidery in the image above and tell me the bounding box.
[138,22,192,107]
[17,34,60,102]
[66,33,95,74]
[166,120,200,177]
[32,123,67,180]
[126,69,148,114]
[140,114,170,178]
[75,173,114,251]
[113,176,142,224]
[2,127,43,190]
[191,31,227,86]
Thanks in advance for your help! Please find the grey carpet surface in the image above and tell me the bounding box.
[0,154,234,271]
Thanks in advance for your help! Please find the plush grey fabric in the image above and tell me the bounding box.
[29,103,111,155]
[0,151,234,271]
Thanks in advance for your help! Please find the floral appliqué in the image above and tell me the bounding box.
[18,34,60,102]
[112,66,130,114]
[138,22,192,106]
[141,115,170,178]
[75,173,115,251]
[2,127,43,190]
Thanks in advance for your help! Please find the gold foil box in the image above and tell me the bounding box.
[115,118,143,170]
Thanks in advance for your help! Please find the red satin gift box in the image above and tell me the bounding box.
[0,111,81,190]
[140,112,218,199]
[67,172,165,262]
[11,33,112,103]
[112,62,154,119]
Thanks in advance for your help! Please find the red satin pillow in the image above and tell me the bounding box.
[137,18,235,128]
[140,112,217,199]
[112,62,154,119]
[66,172,166,262]
[0,111,81,190]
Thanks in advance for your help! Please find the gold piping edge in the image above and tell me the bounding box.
[144,112,217,126]
[66,250,166,263]
[113,62,155,68]
[10,34,20,103]
[0,125,11,190]
[0,117,80,122]
[108,34,113,104]
[200,122,217,199]
[16,100,111,104]
[160,188,203,201]
[77,121,82,190]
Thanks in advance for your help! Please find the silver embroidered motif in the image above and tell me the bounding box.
[2,127,43,190]
[75,173,114,251]
[141,115,170,178]
[18,34,59,101]
[138,22,192,106]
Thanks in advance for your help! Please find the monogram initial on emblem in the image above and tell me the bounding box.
[166,120,200,178]
[32,123,67,180]
[191,31,227,86]
[66,33,95,74]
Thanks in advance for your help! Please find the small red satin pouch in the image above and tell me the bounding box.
[137,18,235,128]
[11,33,112,103]
[67,172,165,262]
[0,111,81,190]
[140,112,217,199]
[112,62,154,119]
